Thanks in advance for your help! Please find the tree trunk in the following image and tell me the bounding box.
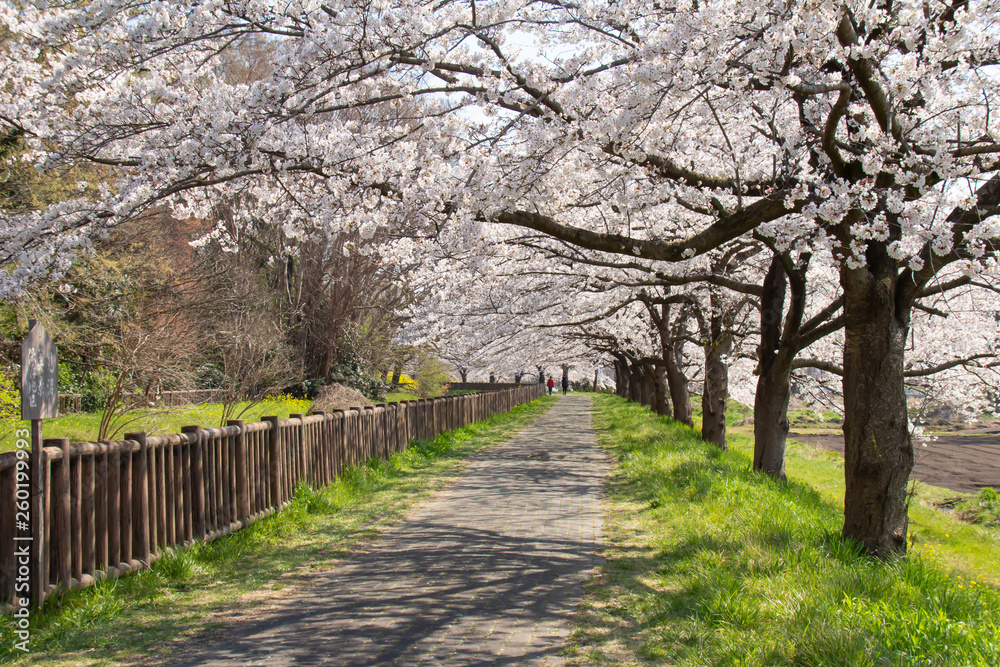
[841,261,913,557]
[651,363,671,417]
[665,342,693,426]
[459,368,468,383]
[629,363,642,403]
[753,254,790,478]
[701,304,731,449]
[593,368,599,393]
[613,358,627,396]
[753,361,791,478]
[639,363,653,407]
[652,303,692,426]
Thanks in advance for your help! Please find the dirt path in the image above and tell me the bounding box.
[791,431,1000,495]
[166,394,610,666]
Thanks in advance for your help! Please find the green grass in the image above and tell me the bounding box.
[567,395,1000,666]
[690,396,841,432]
[383,388,479,402]
[786,408,842,427]
[0,395,557,666]
[384,391,421,403]
[951,488,1000,527]
[0,397,314,453]
[690,397,753,429]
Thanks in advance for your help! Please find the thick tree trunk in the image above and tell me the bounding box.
[638,364,652,406]
[665,343,693,426]
[701,306,731,449]
[613,361,622,395]
[753,362,791,478]
[754,254,791,478]
[701,347,728,448]
[459,368,468,383]
[629,363,642,403]
[841,262,913,557]
[650,364,671,417]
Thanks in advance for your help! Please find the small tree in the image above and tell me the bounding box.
[205,264,301,425]
[411,348,452,398]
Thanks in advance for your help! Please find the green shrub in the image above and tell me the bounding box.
[80,370,116,412]
[0,363,18,437]
[331,358,388,401]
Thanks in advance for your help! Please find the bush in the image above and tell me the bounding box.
[281,378,326,400]
[385,370,418,391]
[0,363,18,436]
[195,363,225,389]
[331,358,388,402]
[80,370,117,413]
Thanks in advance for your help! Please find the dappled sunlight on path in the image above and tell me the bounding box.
[168,395,609,666]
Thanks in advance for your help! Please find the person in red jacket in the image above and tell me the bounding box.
[546,376,555,395]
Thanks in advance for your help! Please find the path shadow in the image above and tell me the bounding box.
[168,522,600,666]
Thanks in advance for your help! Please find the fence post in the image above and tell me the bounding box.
[263,417,281,508]
[47,438,72,590]
[181,426,205,541]
[107,444,122,571]
[124,433,150,565]
[290,414,306,487]
[228,420,249,523]
[81,447,95,581]
[119,440,133,567]
[1,465,14,604]
[70,444,81,583]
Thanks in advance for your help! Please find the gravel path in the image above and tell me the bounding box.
[170,394,609,666]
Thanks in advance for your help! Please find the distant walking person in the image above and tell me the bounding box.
[561,375,569,395]
[546,376,555,395]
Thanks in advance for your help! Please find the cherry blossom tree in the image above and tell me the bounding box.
[5,1,1000,556]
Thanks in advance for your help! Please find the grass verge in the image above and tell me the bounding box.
[567,394,1000,666]
[1,395,556,666]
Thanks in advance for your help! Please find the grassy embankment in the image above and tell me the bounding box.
[0,390,480,453]
[2,385,491,453]
[0,395,557,666]
[0,397,314,454]
[568,394,1000,666]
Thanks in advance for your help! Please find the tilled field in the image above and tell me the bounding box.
[791,431,1000,495]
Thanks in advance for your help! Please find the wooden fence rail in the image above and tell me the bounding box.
[0,384,545,609]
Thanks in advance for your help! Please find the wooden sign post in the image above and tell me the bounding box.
[21,320,58,608]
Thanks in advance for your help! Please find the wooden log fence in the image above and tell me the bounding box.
[0,384,544,609]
